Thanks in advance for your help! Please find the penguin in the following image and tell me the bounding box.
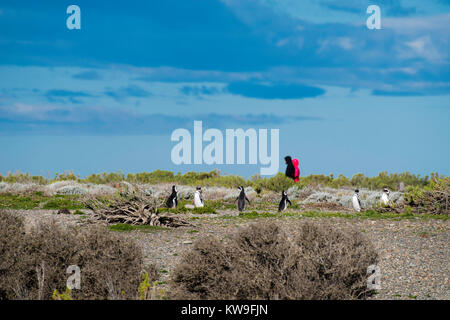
[380,188,390,206]
[166,185,178,208]
[278,190,292,212]
[194,186,204,208]
[235,186,250,212]
[352,189,362,212]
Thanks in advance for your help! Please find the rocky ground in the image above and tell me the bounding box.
[9,207,449,300]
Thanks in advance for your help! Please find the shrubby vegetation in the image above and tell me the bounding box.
[0,169,435,192]
[170,220,378,300]
[0,211,157,300]
[404,174,449,215]
[1,170,447,215]
[251,173,296,193]
[0,171,48,184]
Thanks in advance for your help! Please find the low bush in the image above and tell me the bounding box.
[0,211,29,299]
[0,211,155,300]
[251,173,296,193]
[169,220,378,300]
[404,174,449,215]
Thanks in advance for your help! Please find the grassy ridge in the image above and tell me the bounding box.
[0,170,438,192]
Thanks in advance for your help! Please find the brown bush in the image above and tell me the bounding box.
[0,211,29,299]
[292,222,379,299]
[169,221,378,300]
[0,211,156,300]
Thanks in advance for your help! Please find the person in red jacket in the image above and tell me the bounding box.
[292,158,300,182]
[284,156,295,180]
[285,156,300,182]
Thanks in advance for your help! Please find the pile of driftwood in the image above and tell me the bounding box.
[84,191,190,227]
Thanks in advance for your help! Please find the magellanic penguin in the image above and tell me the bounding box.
[380,188,390,206]
[278,190,292,212]
[352,189,362,212]
[236,186,250,212]
[194,187,204,208]
[166,185,178,208]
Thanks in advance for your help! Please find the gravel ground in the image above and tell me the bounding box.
[9,209,450,300]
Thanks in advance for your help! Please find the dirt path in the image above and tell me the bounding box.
[11,209,450,300]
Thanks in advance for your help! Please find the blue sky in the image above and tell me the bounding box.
[0,0,449,178]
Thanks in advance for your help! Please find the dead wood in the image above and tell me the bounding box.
[83,190,191,228]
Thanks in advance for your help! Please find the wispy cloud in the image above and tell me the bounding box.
[72,70,101,80]
[0,103,322,135]
[45,90,93,104]
[180,85,223,96]
[319,0,417,17]
[372,90,425,96]
[104,85,152,101]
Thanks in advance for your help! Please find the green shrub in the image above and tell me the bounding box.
[1,171,48,184]
[53,171,79,182]
[404,174,449,215]
[84,171,125,184]
[252,172,296,193]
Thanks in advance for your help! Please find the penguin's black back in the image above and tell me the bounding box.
[238,189,246,211]
[166,187,178,208]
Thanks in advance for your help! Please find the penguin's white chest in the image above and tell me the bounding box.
[194,192,204,207]
[381,193,389,205]
[352,195,361,212]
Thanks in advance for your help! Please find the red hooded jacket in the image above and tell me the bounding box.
[292,158,300,182]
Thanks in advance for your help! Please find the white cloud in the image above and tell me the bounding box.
[397,36,446,62]
[336,37,354,50]
[383,13,450,34]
